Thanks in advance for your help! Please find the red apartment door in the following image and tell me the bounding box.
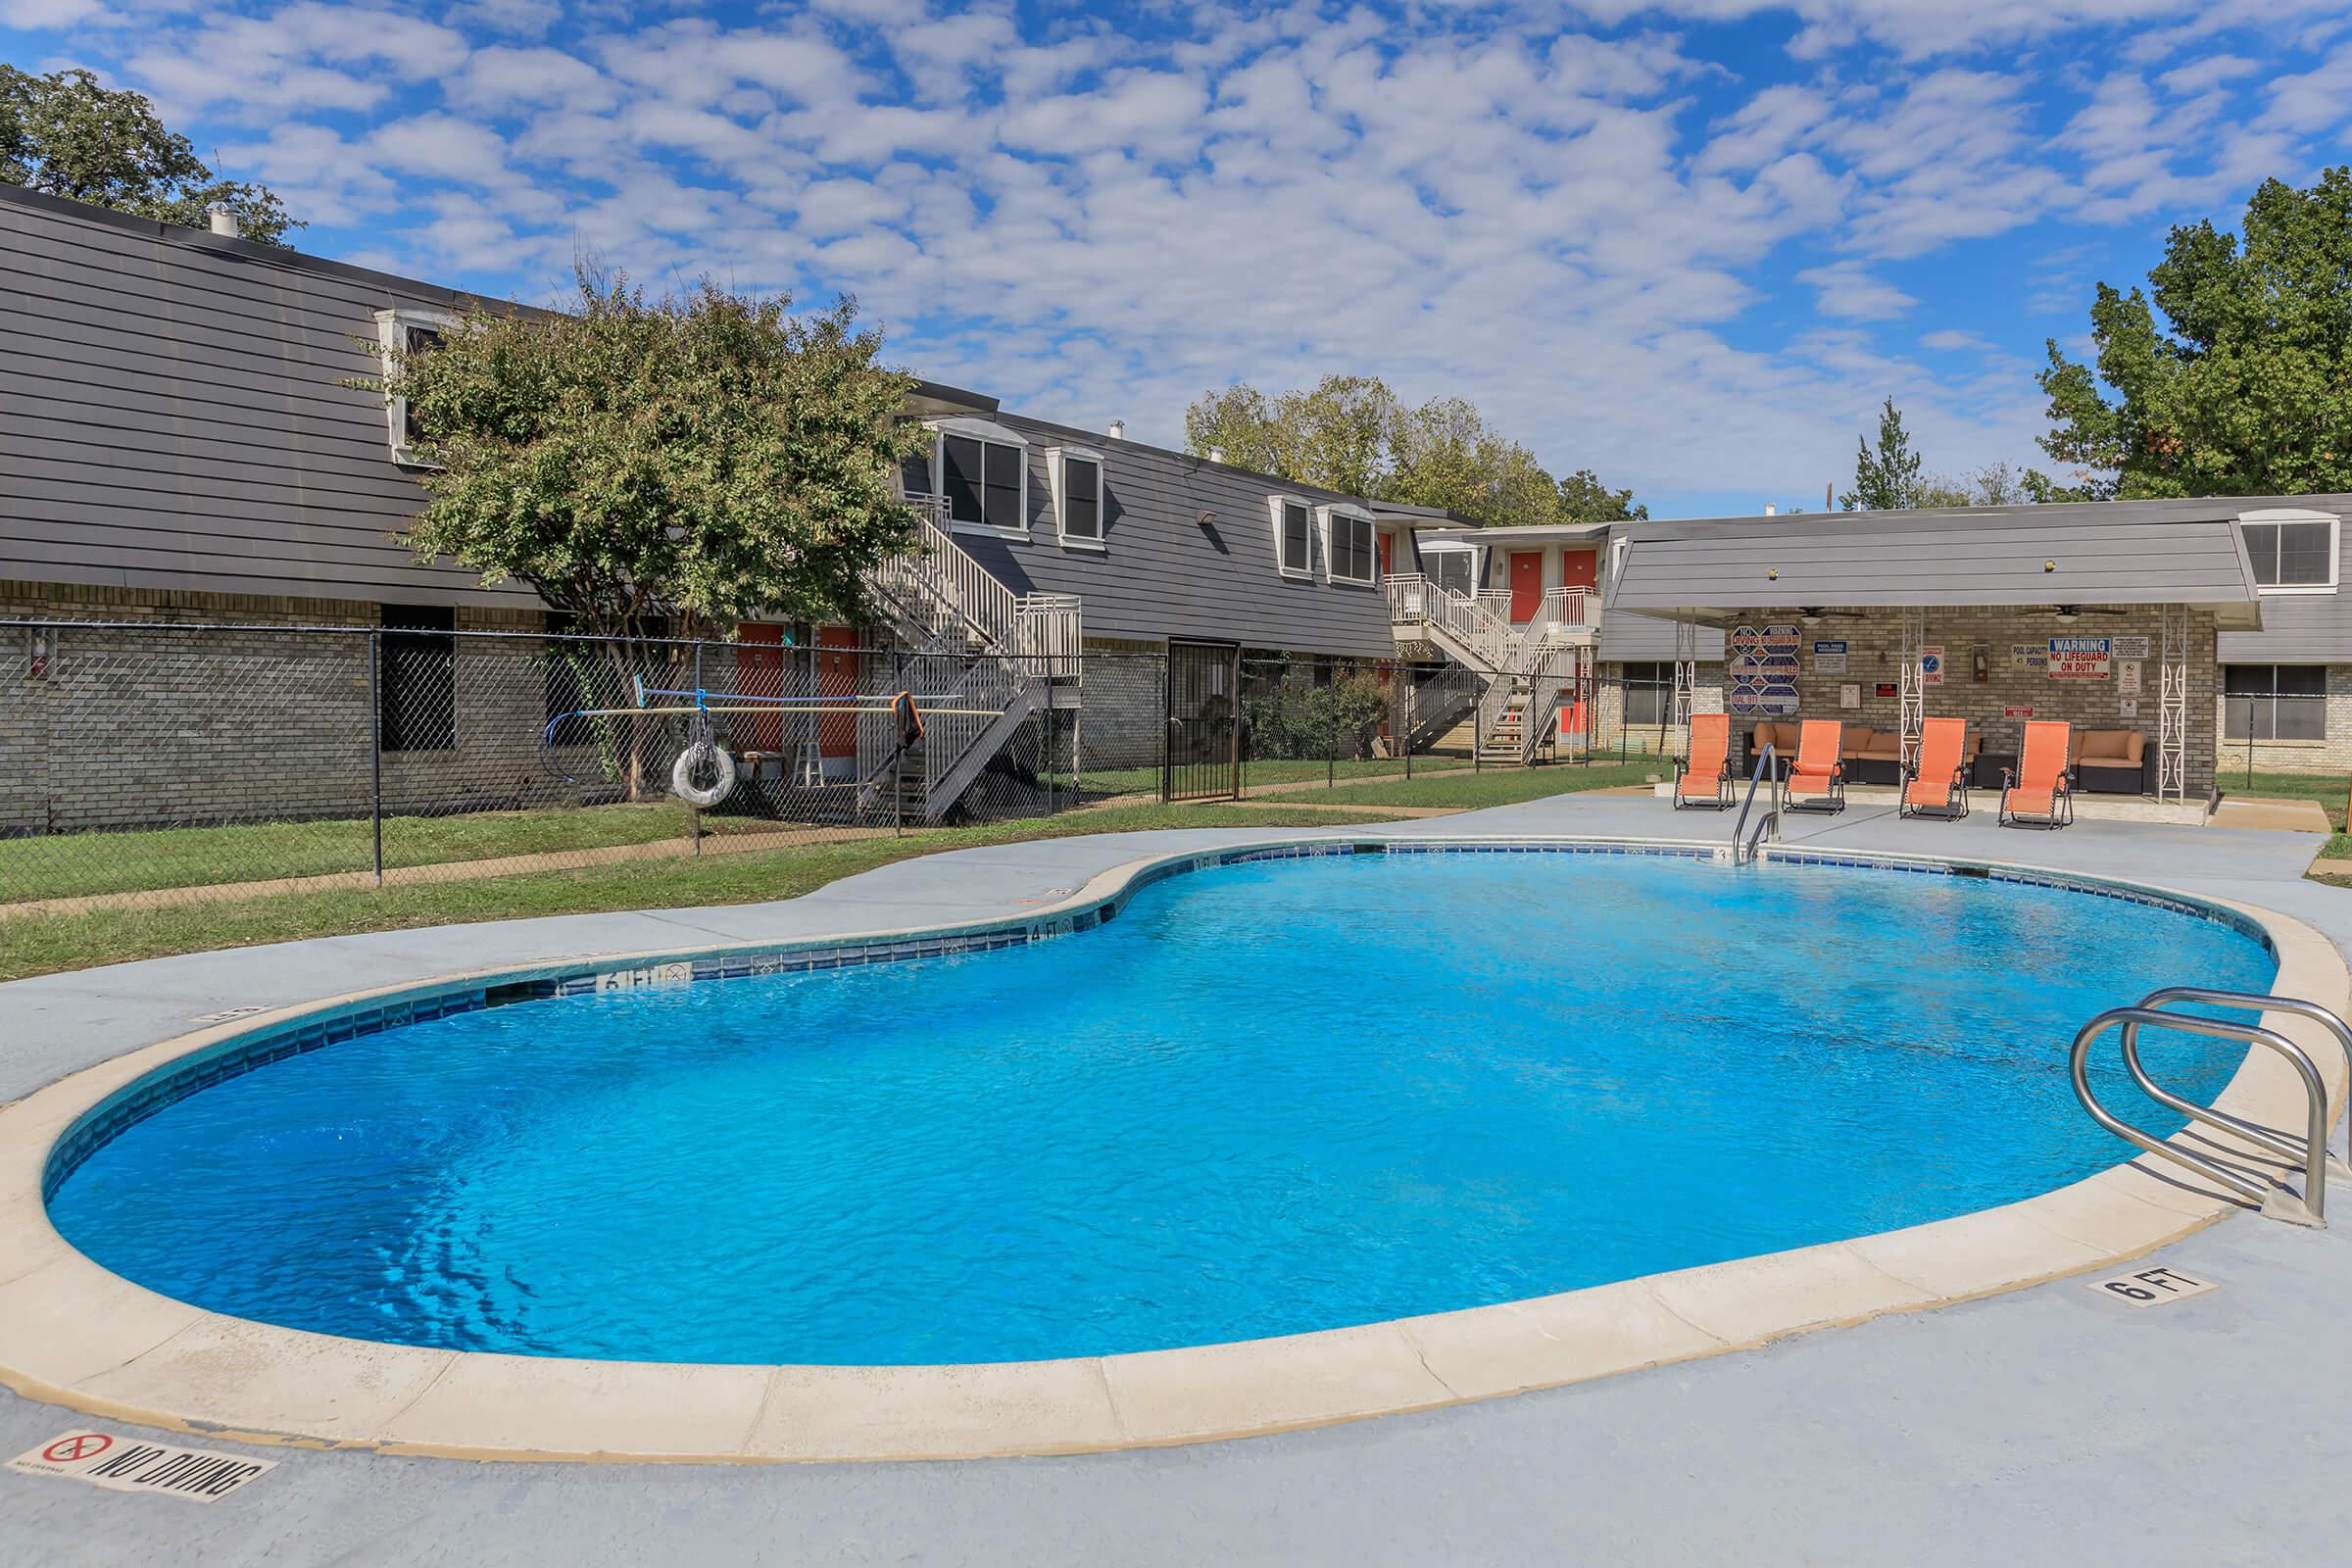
[816,625,859,760]
[1508,551,1544,622]
[1377,533,1394,580]
[736,622,784,754]
[1561,550,1598,591]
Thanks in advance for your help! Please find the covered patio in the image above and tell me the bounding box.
[1604,508,2265,803]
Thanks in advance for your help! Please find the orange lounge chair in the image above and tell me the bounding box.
[2001,720,2075,829]
[1900,716,1972,819]
[1673,712,1735,809]
[1785,719,1845,812]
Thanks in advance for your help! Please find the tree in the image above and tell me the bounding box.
[1840,397,1926,511]
[1555,467,1647,523]
[371,267,924,790]
[1185,373,1398,495]
[0,66,297,243]
[1385,395,1556,528]
[380,267,923,641]
[2039,168,2352,500]
[1183,376,1644,527]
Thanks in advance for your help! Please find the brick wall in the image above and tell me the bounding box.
[1075,636,1167,771]
[1717,606,2219,794]
[0,582,598,837]
[1588,660,1724,755]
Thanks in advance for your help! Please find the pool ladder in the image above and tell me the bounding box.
[2071,989,2352,1227]
[1729,744,1780,865]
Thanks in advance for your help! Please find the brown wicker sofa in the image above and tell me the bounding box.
[2072,729,2148,794]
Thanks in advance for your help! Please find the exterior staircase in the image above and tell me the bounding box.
[855,497,1081,822]
[1388,577,1594,766]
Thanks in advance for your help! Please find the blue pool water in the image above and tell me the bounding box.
[49,851,2274,1365]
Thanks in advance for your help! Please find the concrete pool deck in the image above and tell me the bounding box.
[5,790,2352,1561]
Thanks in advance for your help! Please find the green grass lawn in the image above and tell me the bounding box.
[2221,769,2352,858]
[1312,760,1665,808]
[0,802,724,904]
[0,802,1414,982]
[1061,755,1475,798]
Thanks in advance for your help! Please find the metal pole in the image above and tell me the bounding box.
[368,629,384,887]
[691,641,705,856]
[1327,664,1337,790]
[1403,665,1412,780]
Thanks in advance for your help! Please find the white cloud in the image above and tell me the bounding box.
[24,0,2352,510]
[1799,260,1918,320]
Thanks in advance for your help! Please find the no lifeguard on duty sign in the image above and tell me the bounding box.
[7,1430,274,1503]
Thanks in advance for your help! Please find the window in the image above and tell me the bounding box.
[1048,447,1104,547]
[1425,548,1478,598]
[1320,506,1376,586]
[1270,497,1313,578]
[1622,662,1675,728]
[2223,664,2326,741]
[378,605,457,752]
[371,307,454,467]
[2239,511,2338,591]
[939,430,1027,535]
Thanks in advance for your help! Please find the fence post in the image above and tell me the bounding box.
[367,628,384,887]
[1327,667,1337,790]
[691,641,705,856]
[1402,667,1412,781]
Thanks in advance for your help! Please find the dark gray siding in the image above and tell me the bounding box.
[945,412,1399,658]
[0,185,529,609]
[1609,510,2260,613]
[2221,591,2352,663]
[2209,494,2352,662]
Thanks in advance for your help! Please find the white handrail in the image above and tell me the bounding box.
[1385,573,1524,670]
[1538,586,1591,633]
[872,496,1081,670]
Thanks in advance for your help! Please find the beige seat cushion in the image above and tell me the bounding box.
[2077,730,2145,764]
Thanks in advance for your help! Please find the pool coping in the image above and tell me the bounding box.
[0,833,2344,1464]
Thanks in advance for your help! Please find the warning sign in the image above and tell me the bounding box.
[1920,646,1944,686]
[2047,636,2112,680]
[8,1432,274,1504]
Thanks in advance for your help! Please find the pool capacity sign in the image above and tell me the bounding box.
[2047,636,2113,680]
[1728,624,1801,715]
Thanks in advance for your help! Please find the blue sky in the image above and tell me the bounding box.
[5,1,2350,517]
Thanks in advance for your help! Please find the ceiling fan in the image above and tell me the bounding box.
[2050,604,2132,619]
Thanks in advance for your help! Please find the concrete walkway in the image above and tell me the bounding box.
[4,792,2349,1565]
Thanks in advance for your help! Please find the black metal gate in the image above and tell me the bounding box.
[1163,639,1242,801]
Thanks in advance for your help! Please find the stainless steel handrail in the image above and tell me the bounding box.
[1731,743,1779,865]
[2120,989,2352,1173]
[2071,1004,2330,1225]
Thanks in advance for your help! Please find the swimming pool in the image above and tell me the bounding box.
[43,846,2275,1367]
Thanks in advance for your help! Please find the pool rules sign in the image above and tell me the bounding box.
[8,1431,274,1503]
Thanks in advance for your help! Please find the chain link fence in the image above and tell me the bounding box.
[2221,692,2331,787]
[0,624,1631,915]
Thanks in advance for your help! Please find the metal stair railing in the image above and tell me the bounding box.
[873,497,1080,669]
[2120,989,2352,1172]
[2070,992,2344,1226]
[1510,650,1575,764]
[1386,574,1523,671]
[1535,586,1592,643]
[1404,662,1481,752]
[1731,743,1779,864]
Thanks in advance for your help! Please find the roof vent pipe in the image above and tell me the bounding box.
[1207,446,1225,465]
[1764,504,1777,515]
[206,204,239,237]
[1108,419,1125,441]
